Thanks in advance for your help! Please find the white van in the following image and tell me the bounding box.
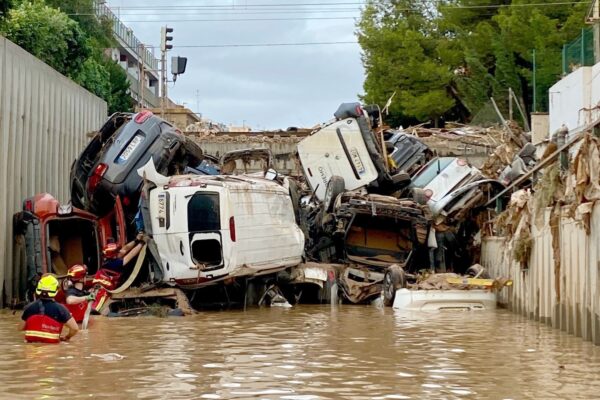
[141,165,305,289]
[297,118,379,200]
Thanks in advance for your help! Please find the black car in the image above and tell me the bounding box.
[384,130,433,176]
[70,111,205,218]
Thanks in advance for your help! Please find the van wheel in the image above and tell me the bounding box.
[323,176,345,213]
[383,265,406,307]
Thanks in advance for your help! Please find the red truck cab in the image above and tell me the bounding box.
[13,193,126,303]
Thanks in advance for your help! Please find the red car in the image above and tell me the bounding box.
[13,193,126,303]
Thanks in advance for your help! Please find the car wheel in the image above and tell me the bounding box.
[383,265,406,307]
[323,176,345,213]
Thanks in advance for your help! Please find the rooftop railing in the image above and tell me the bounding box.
[94,1,159,72]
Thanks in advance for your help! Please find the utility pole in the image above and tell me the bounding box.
[508,88,513,121]
[160,26,174,117]
[532,49,537,113]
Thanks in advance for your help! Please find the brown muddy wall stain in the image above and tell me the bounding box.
[1,306,600,399]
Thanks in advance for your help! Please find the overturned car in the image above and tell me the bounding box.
[70,111,205,220]
[301,178,431,304]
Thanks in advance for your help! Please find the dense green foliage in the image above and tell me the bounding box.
[1,0,132,113]
[358,0,589,126]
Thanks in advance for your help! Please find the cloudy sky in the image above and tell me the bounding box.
[106,0,366,130]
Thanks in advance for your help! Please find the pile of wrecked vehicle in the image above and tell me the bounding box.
[12,104,516,316]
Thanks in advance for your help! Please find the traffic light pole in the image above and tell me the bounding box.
[161,48,167,118]
[160,26,173,118]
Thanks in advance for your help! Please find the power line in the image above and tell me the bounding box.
[106,2,368,9]
[105,0,586,10]
[174,41,358,48]
[119,17,357,22]
[103,41,358,50]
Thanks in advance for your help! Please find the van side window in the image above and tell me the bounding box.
[188,192,220,232]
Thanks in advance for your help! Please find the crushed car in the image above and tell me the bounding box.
[137,158,308,308]
[299,179,432,304]
[297,103,429,201]
[70,110,206,221]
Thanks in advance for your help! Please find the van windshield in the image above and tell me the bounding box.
[188,192,220,232]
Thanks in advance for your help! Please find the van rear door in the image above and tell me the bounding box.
[187,192,224,269]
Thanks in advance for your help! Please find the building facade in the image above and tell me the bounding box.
[95,1,161,108]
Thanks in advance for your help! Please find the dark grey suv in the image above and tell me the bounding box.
[70,111,204,218]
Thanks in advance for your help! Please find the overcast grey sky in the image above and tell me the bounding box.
[107,0,365,130]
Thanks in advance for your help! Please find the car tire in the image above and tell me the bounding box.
[383,265,406,307]
[323,176,345,213]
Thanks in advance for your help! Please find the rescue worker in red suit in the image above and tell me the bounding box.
[102,233,145,272]
[64,264,95,323]
[20,274,79,343]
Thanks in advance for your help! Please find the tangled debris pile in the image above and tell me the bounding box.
[490,129,598,292]
[12,104,526,314]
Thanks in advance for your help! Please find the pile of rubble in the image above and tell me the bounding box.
[11,105,525,314]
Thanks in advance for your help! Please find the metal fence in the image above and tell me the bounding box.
[0,37,107,307]
[562,27,596,75]
[481,205,600,345]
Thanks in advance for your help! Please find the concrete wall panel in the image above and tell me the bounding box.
[0,37,107,306]
[482,204,600,344]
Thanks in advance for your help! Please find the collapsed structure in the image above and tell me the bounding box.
[12,104,521,315]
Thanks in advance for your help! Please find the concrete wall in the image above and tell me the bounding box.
[481,204,600,344]
[549,66,594,134]
[192,135,304,176]
[531,113,549,145]
[0,37,107,306]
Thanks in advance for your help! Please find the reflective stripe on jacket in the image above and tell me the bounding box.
[24,314,63,343]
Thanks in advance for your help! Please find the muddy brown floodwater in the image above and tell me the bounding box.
[1,306,599,400]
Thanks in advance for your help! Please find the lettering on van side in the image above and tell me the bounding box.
[318,166,328,186]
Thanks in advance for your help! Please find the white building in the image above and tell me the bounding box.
[95,1,161,108]
[547,0,600,136]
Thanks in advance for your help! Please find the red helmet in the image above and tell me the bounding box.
[102,243,120,259]
[67,264,87,281]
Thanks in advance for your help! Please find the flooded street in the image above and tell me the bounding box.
[1,306,599,399]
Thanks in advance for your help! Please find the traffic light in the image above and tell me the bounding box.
[161,26,174,52]
[171,56,187,82]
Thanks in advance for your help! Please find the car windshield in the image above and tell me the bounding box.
[188,192,220,232]
[411,157,454,188]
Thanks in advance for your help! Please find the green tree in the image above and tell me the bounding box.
[0,0,13,18]
[1,0,133,113]
[1,1,90,77]
[102,58,133,114]
[358,0,459,127]
[358,0,589,125]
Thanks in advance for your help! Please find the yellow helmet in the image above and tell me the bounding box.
[35,274,59,298]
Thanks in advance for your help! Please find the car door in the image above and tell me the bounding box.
[97,195,127,251]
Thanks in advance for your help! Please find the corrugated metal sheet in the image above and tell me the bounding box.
[482,205,600,344]
[0,37,107,307]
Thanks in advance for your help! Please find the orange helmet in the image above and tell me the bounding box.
[102,243,120,259]
[67,264,87,281]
